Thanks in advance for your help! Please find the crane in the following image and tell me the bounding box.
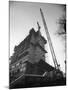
[40,8,60,70]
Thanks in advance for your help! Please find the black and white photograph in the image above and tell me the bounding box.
[9,1,66,89]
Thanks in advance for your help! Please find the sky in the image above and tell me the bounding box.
[9,1,66,73]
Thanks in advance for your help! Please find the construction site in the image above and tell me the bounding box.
[9,8,66,89]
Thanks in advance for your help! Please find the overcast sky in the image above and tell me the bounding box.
[9,1,66,73]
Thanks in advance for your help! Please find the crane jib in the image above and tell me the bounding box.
[40,8,59,69]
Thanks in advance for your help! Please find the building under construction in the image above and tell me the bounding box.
[9,9,66,89]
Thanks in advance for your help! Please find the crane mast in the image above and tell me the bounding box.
[40,8,59,69]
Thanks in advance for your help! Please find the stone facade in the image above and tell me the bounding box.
[10,28,48,82]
